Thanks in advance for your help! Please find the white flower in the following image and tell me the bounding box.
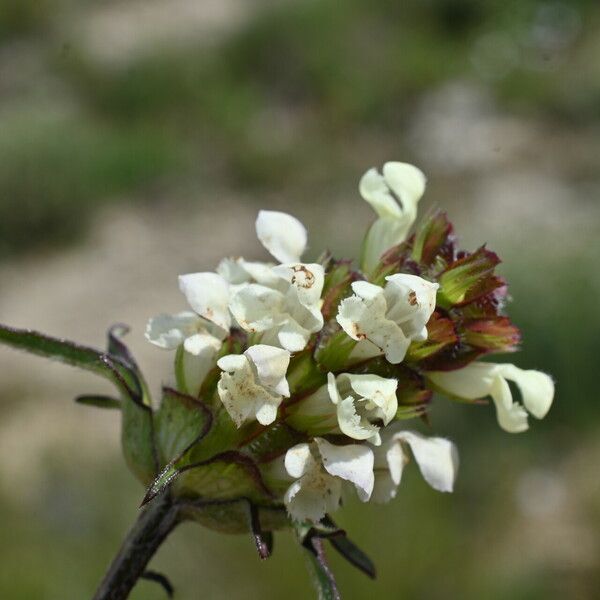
[337,274,439,364]
[178,272,231,332]
[216,257,280,293]
[217,344,291,427]
[230,263,325,352]
[284,438,374,523]
[427,362,554,433]
[372,428,459,503]
[146,271,230,395]
[145,311,225,395]
[256,210,307,264]
[327,373,398,445]
[360,162,426,273]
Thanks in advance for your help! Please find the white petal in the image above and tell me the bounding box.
[216,257,251,285]
[181,347,216,397]
[239,259,280,287]
[336,396,381,442]
[217,354,247,372]
[361,218,411,274]
[348,339,383,362]
[255,402,280,426]
[371,436,407,503]
[178,272,231,331]
[272,263,325,308]
[498,364,554,420]
[359,162,426,273]
[217,351,284,427]
[183,332,222,356]
[382,162,426,222]
[284,473,342,523]
[145,312,199,350]
[351,280,385,301]
[276,321,310,353]
[327,372,342,405]
[384,274,438,339]
[245,344,291,397]
[345,373,398,424]
[393,431,458,493]
[427,363,497,400]
[315,438,374,502]
[490,375,529,433]
[359,168,403,219]
[229,283,284,333]
[256,210,307,263]
[284,443,315,479]
[429,363,531,434]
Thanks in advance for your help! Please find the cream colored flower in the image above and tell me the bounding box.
[217,344,291,427]
[428,362,554,433]
[284,438,374,523]
[327,372,398,445]
[230,263,324,352]
[360,162,426,272]
[372,428,459,503]
[337,274,438,364]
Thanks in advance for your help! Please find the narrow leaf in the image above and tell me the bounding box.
[75,395,121,410]
[0,324,142,403]
[141,570,174,598]
[328,534,376,580]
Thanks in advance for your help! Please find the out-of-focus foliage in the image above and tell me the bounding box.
[1,0,600,255]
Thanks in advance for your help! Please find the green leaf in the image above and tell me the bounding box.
[0,324,139,398]
[121,395,157,486]
[75,395,121,409]
[328,534,376,580]
[0,323,158,485]
[154,387,213,466]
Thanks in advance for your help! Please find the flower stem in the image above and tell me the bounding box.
[92,493,180,600]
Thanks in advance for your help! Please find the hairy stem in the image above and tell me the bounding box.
[92,493,180,600]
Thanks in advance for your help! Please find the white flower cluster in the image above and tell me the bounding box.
[145,161,554,523]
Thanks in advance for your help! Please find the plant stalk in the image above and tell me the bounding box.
[92,493,180,600]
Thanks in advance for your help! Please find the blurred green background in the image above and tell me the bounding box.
[0,0,599,598]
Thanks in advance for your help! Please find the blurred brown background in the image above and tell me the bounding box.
[0,1,599,598]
